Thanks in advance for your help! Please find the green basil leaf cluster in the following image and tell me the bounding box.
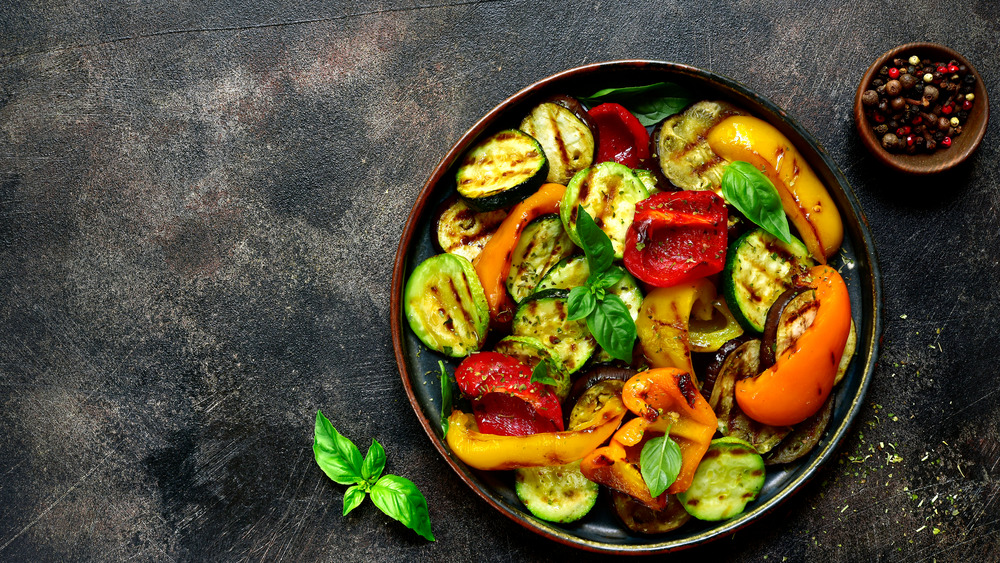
[313,410,435,541]
[438,361,453,438]
[577,82,693,126]
[639,432,683,497]
[721,161,792,244]
[566,206,636,363]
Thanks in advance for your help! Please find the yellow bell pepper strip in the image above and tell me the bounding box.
[706,115,844,263]
[635,278,716,386]
[445,391,626,471]
[580,368,718,510]
[473,182,567,325]
[688,297,745,353]
[735,265,852,426]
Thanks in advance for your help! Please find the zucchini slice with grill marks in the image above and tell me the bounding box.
[455,129,548,211]
[721,229,814,333]
[403,253,488,357]
[435,195,508,262]
[560,162,649,258]
[512,289,595,374]
[676,437,765,521]
[505,215,577,303]
[519,101,596,185]
[653,100,745,192]
[515,460,598,523]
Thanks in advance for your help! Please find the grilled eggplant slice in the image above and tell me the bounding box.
[652,100,745,192]
[456,129,548,211]
[403,253,489,357]
[520,100,596,185]
[435,195,508,262]
[505,215,576,303]
[765,393,834,466]
[610,490,691,535]
[560,162,649,258]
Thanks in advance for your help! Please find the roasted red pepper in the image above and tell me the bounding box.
[623,191,728,287]
[455,351,564,434]
[588,103,650,169]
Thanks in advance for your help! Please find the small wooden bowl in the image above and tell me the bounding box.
[854,42,989,174]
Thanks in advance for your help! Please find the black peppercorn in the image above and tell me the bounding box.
[872,78,885,88]
[899,73,917,89]
[886,79,902,96]
[862,90,879,106]
[890,96,906,111]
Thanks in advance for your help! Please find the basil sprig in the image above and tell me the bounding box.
[721,161,793,244]
[577,82,693,126]
[566,206,637,363]
[313,410,435,541]
[438,361,454,437]
[639,429,683,497]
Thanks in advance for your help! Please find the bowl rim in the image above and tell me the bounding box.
[391,59,883,553]
[853,41,990,174]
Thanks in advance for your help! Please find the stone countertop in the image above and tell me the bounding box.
[1,1,998,560]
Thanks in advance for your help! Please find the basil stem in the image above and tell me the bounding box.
[438,361,453,437]
[721,161,793,244]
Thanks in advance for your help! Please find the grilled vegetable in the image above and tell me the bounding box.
[765,393,834,466]
[404,253,489,357]
[706,115,844,263]
[610,490,691,535]
[511,289,596,374]
[493,335,571,400]
[652,100,745,192]
[635,278,716,385]
[676,437,765,521]
[456,129,548,211]
[455,351,564,433]
[560,162,649,259]
[519,100,596,185]
[721,228,814,333]
[515,460,598,523]
[435,196,508,262]
[588,102,650,169]
[505,215,576,303]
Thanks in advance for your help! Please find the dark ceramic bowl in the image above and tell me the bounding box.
[854,42,989,174]
[391,60,882,554]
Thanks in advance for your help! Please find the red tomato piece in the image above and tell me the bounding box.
[623,191,728,287]
[472,392,562,436]
[588,103,650,169]
[455,351,564,433]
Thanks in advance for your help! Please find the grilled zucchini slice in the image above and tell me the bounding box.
[653,100,744,192]
[506,215,577,303]
[403,253,488,357]
[515,460,598,523]
[676,437,765,521]
[435,196,508,262]
[722,229,814,333]
[519,101,596,185]
[455,129,548,211]
[560,162,649,258]
[512,289,595,374]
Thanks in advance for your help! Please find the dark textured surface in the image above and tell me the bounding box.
[1,1,998,561]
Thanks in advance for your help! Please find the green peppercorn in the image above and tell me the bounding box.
[881,132,901,150]
[874,124,889,135]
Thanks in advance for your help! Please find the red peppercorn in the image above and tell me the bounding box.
[936,65,948,74]
[906,134,915,146]
[896,127,905,136]
[942,136,952,147]
[947,64,959,73]
[913,116,923,124]
[875,114,885,123]
[888,67,900,79]
[962,99,973,111]
[942,104,953,115]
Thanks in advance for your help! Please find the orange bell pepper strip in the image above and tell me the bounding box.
[445,389,626,471]
[472,182,566,325]
[580,368,718,509]
[735,265,852,426]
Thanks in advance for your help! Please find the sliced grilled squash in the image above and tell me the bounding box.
[652,100,744,192]
[520,101,596,185]
[505,215,576,303]
[435,196,508,262]
[456,129,548,211]
[560,162,649,259]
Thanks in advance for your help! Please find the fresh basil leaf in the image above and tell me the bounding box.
[370,474,436,542]
[578,82,693,126]
[567,285,597,321]
[640,434,683,497]
[530,360,559,387]
[589,265,626,290]
[361,438,386,484]
[313,410,364,485]
[587,295,636,363]
[438,361,453,438]
[575,206,615,276]
[343,484,366,516]
[721,161,792,244]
